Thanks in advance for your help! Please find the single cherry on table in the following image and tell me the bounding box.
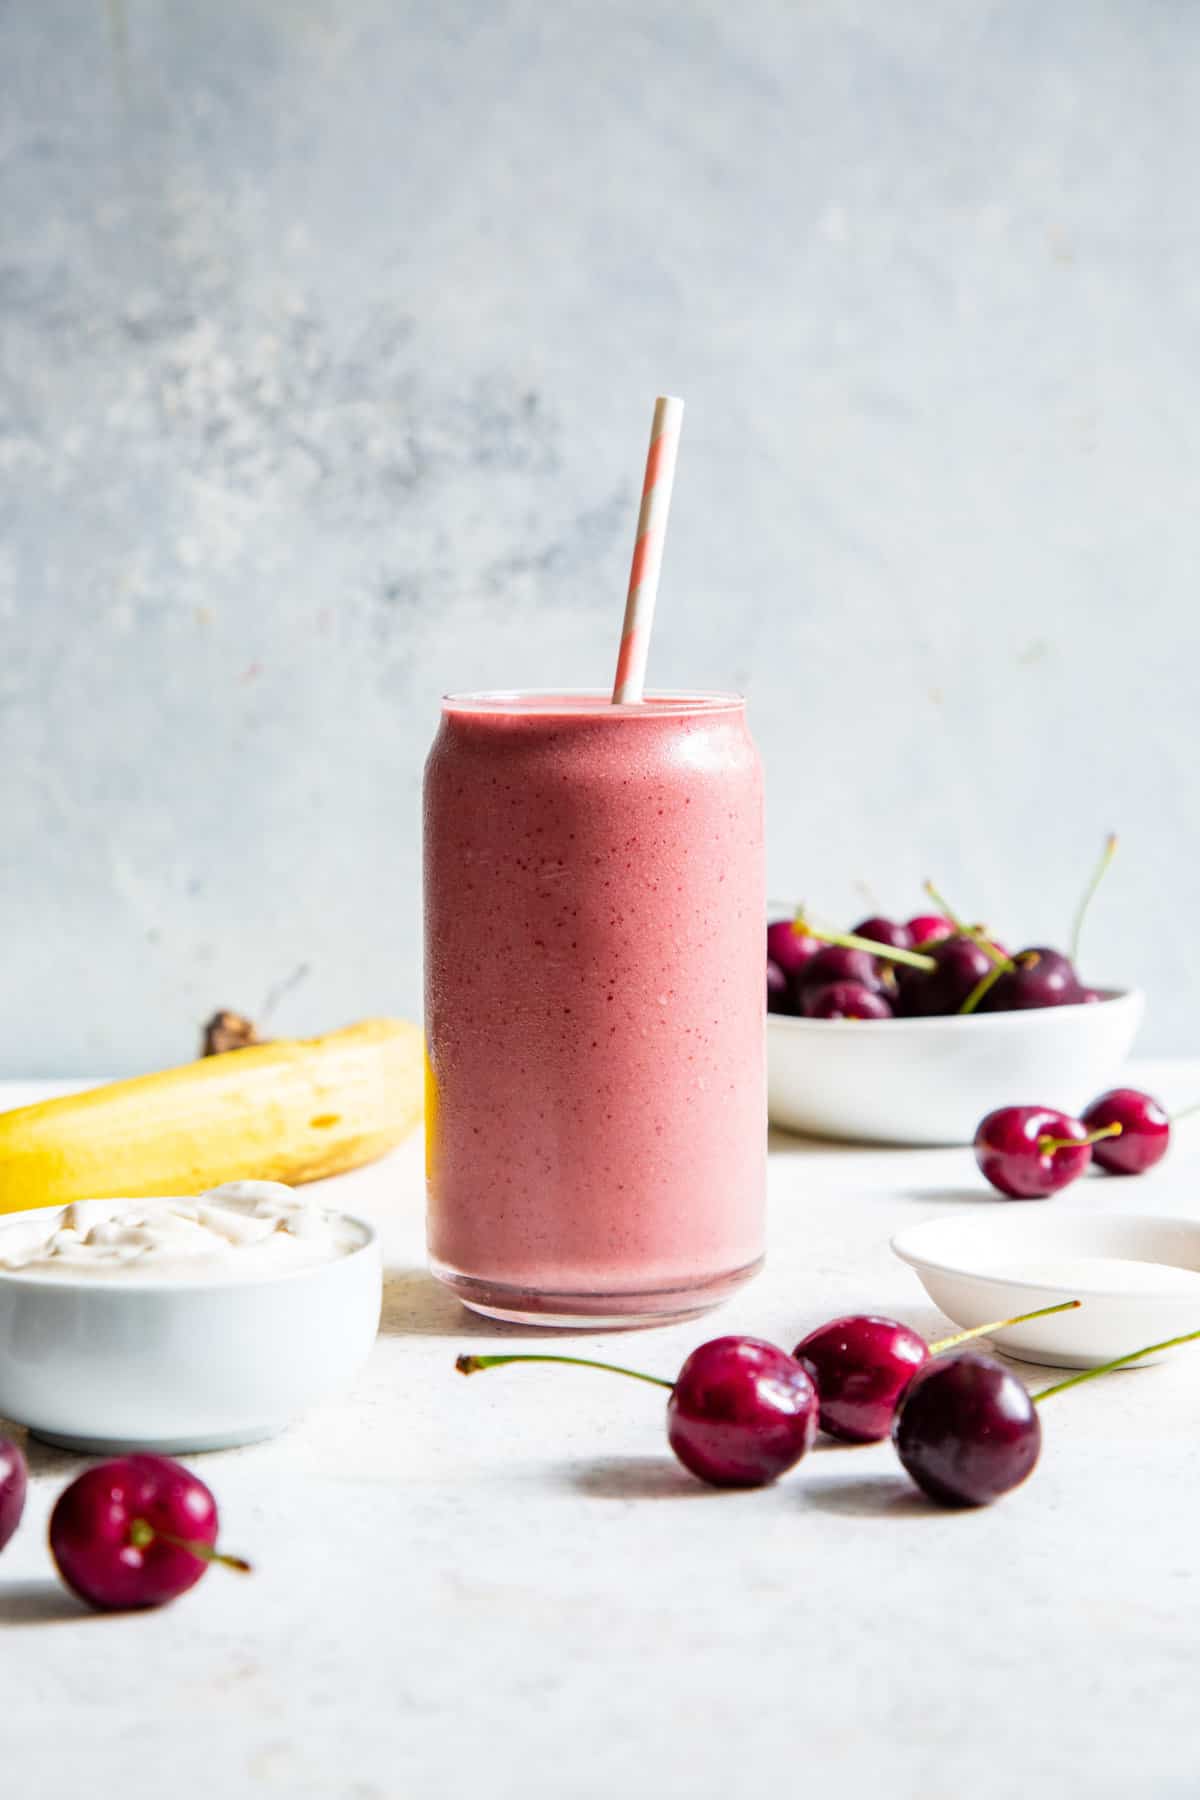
[894,1322,1200,1507]
[457,1335,819,1489]
[794,1300,1079,1444]
[49,1454,251,1613]
[0,1436,26,1553]
[973,1104,1121,1199]
[666,1337,818,1487]
[1081,1088,1171,1175]
[795,1316,929,1443]
[892,1352,1042,1507]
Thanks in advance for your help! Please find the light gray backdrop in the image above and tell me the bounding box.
[2,0,1196,1073]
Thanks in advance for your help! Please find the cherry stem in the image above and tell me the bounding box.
[1034,1325,1200,1402]
[929,1298,1082,1353]
[128,1518,252,1574]
[793,914,936,972]
[921,879,968,935]
[1069,831,1118,966]
[456,1352,673,1391]
[1171,1099,1200,1124]
[958,954,1017,1016]
[922,881,1007,967]
[1036,1122,1122,1155]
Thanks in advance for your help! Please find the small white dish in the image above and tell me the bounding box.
[892,1210,1200,1368]
[768,987,1144,1145]
[0,1211,382,1452]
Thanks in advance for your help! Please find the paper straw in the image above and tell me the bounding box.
[611,394,684,704]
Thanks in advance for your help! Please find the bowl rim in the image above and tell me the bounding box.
[768,985,1142,1032]
[0,1208,380,1296]
[891,1209,1200,1294]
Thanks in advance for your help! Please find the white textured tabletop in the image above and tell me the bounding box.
[4,1063,1200,1800]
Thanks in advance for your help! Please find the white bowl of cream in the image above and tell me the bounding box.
[0,1182,381,1452]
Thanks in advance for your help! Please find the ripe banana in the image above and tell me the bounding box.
[0,1018,423,1215]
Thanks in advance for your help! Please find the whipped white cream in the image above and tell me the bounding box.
[0,1182,365,1282]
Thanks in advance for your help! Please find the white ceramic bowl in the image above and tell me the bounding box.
[0,1214,382,1453]
[892,1210,1200,1368]
[768,987,1144,1145]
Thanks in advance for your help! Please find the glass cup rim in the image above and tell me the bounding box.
[440,687,746,718]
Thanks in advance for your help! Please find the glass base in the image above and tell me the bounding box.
[429,1255,764,1329]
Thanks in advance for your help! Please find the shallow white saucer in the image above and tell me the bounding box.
[891,1211,1200,1368]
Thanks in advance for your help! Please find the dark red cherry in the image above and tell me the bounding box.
[980,947,1085,1012]
[851,916,913,952]
[796,1301,1080,1442]
[973,1105,1094,1198]
[803,981,893,1020]
[892,1352,1041,1507]
[48,1455,248,1612]
[767,959,792,1014]
[794,1316,929,1443]
[766,919,821,979]
[898,934,995,1017]
[1081,1088,1170,1175]
[907,912,954,947]
[667,1336,818,1487]
[794,945,894,1001]
[457,1338,818,1491]
[0,1437,26,1554]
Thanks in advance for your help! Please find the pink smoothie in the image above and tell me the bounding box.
[423,690,765,1324]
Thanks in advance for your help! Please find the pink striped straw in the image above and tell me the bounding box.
[611,394,685,704]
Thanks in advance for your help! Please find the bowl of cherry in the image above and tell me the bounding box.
[766,855,1143,1144]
